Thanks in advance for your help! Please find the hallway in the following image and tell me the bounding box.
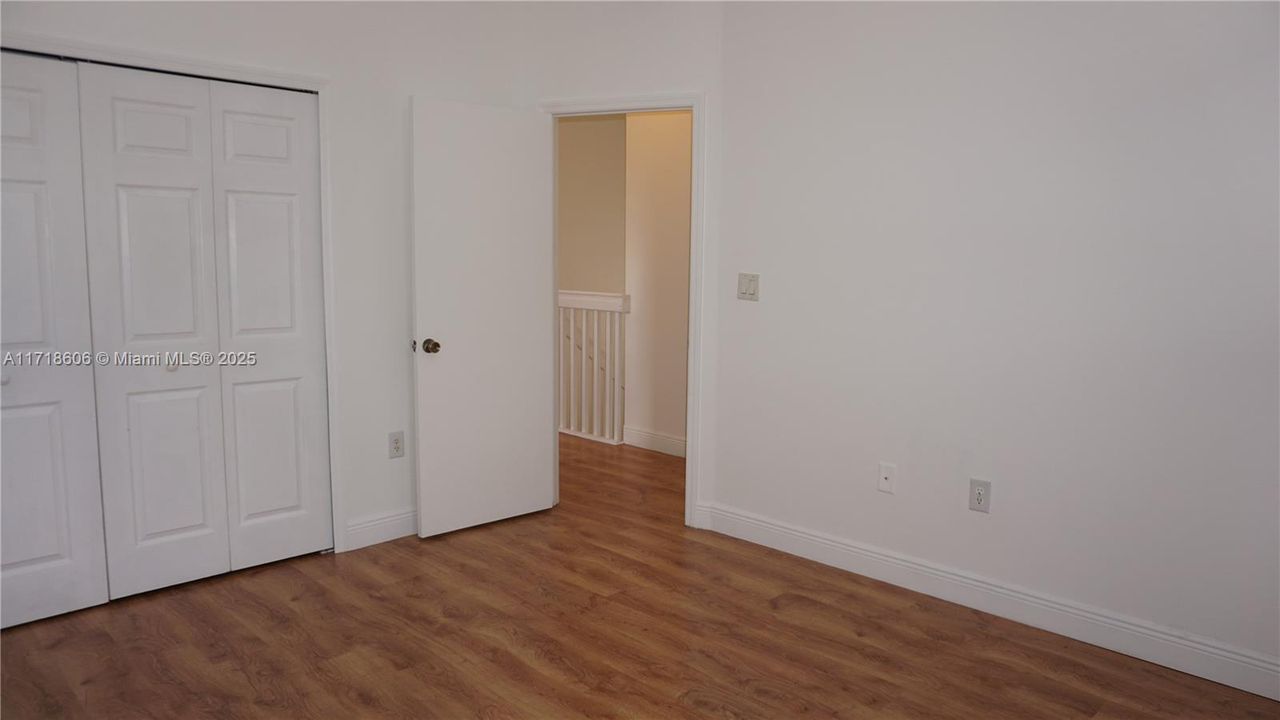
[2,436,1272,718]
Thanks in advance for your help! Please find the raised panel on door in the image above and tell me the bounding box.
[2,405,72,567]
[117,186,204,340]
[211,81,331,569]
[79,63,230,598]
[2,181,54,346]
[127,388,218,542]
[0,52,109,627]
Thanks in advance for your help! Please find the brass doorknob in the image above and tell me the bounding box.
[422,338,441,354]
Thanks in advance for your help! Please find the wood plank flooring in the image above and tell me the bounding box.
[3,435,1276,718]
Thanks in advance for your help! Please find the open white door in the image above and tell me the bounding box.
[412,98,555,537]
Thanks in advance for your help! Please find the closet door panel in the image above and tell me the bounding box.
[0,53,109,627]
[211,82,332,568]
[79,64,230,598]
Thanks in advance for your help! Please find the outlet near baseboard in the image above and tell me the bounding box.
[969,478,991,513]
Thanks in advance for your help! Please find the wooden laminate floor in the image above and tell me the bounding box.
[3,435,1276,719]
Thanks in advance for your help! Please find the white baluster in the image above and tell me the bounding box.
[569,308,578,432]
[593,307,604,430]
[615,312,625,443]
[579,308,588,433]
[604,312,613,440]
[558,308,566,431]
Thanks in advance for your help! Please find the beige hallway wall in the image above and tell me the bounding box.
[557,115,626,293]
[624,110,692,452]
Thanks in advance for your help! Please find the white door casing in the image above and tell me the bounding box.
[412,98,556,537]
[541,94,705,526]
[0,52,110,627]
[79,63,231,598]
[210,80,332,568]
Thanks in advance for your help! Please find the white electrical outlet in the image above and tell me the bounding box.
[878,462,897,494]
[389,431,405,459]
[969,478,991,513]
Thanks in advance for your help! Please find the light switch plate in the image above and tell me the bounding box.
[737,272,760,301]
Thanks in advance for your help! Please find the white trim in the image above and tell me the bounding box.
[549,100,561,510]
[702,502,1280,701]
[542,92,709,528]
[541,93,703,117]
[558,290,630,313]
[1,31,327,91]
[1,32,353,553]
[316,91,346,551]
[560,429,623,446]
[691,504,714,529]
[623,426,687,458]
[344,509,418,552]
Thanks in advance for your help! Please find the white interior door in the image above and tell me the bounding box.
[0,52,109,627]
[412,98,555,537]
[79,64,230,598]
[210,80,332,568]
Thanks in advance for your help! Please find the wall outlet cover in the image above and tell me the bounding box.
[389,430,405,459]
[969,478,991,513]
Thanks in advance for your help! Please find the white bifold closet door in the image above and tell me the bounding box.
[79,64,330,599]
[79,64,230,598]
[0,53,110,626]
[210,80,331,570]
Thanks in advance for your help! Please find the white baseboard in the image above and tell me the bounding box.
[623,426,686,457]
[701,502,1280,701]
[344,508,417,551]
[560,428,623,445]
[690,504,714,530]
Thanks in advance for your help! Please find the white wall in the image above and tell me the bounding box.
[1,1,725,547]
[713,1,1278,694]
[625,110,692,454]
[557,114,626,294]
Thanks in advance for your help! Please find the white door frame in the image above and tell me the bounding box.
[540,94,708,526]
[0,32,354,550]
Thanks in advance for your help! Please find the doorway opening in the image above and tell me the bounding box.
[554,109,694,521]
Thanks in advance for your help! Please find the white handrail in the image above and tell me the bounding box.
[558,291,629,444]
[558,290,630,313]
